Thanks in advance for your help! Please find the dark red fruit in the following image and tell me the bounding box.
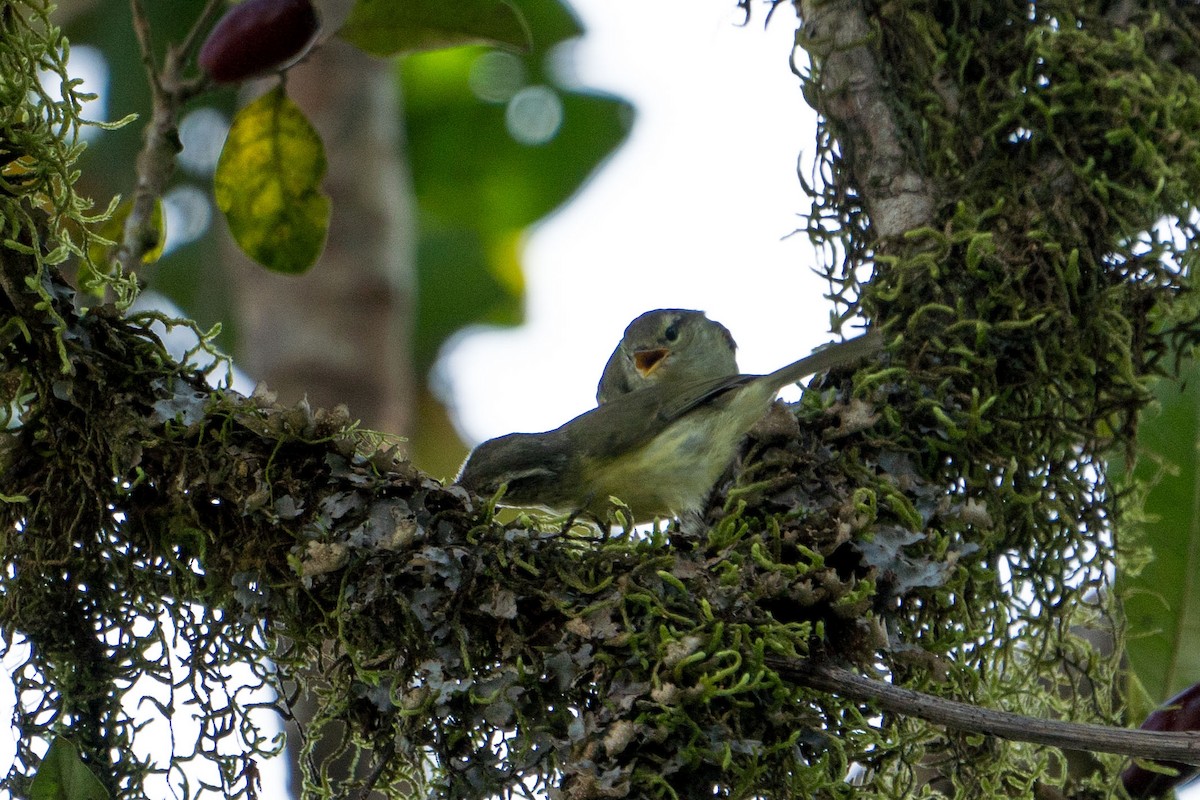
[1121,682,1200,798]
[199,0,320,84]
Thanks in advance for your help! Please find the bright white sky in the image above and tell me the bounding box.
[439,0,841,445]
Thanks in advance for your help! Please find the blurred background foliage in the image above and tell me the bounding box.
[58,0,632,478]
[1117,361,1200,719]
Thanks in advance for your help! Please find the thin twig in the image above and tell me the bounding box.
[352,745,396,800]
[114,0,219,274]
[175,0,224,69]
[115,0,174,273]
[165,0,221,100]
[774,659,1200,765]
[128,0,161,92]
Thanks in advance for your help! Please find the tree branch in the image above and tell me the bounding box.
[115,0,218,273]
[777,659,1200,765]
[795,0,936,239]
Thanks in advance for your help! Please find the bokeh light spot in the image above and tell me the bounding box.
[178,107,230,176]
[505,85,563,146]
[162,184,212,254]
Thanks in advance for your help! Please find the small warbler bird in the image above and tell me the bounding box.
[596,309,739,404]
[458,329,883,523]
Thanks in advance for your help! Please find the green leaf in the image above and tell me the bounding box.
[339,0,531,56]
[213,85,330,274]
[82,197,166,295]
[30,737,109,800]
[1117,362,1200,705]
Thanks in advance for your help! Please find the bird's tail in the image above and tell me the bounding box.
[765,328,884,390]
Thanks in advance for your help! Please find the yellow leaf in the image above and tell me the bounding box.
[213,85,329,274]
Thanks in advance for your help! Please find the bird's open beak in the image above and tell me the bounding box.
[634,348,669,377]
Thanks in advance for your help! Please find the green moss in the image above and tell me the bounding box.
[794,0,1200,795]
[4,0,1199,797]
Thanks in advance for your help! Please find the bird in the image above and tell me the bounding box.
[596,309,739,404]
[457,328,883,523]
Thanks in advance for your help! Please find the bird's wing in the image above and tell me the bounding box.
[565,378,741,463]
[656,374,757,422]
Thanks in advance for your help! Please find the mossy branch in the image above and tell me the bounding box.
[795,0,936,240]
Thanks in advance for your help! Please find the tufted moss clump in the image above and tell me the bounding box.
[796,0,1200,796]
[286,374,888,799]
[0,3,316,796]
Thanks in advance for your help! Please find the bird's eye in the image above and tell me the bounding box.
[663,322,680,342]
